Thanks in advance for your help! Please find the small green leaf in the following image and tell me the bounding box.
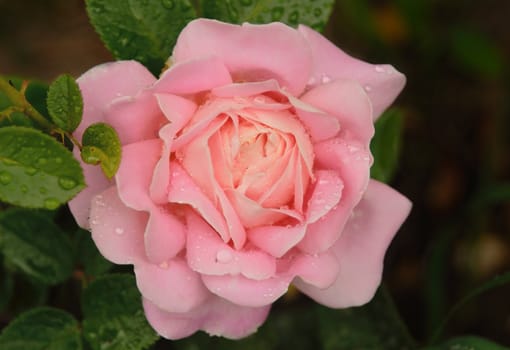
[82,274,159,350]
[0,126,85,209]
[74,228,113,277]
[81,122,121,179]
[201,0,335,31]
[370,108,404,183]
[85,0,196,75]
[46,74,83,132]
[425,336,509,350]
[317,287,416,350]
[0,307,82,350]
[0,209,74,285]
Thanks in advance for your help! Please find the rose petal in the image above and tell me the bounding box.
[287,251,339,289]
[144,207,186,264]
[173,19,312,95]
[104,90,165,145]
[156,93,197,128]
[212,79,281,98]
[298,139,371,253]
[300,80,374,145]
[143,296,270,340]
[75,60,155,139]
[186,213,276,280]
[135,258,209,313]
[295,180,411,307]
[248,224,307,258]
[154,56,232,95]
[298,24,406,119]
[202,273,292,307]
[89,186,147,264]
[115,139,163,211]
[306,170,344,224]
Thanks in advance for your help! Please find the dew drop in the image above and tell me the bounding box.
[58,177,77,190]
[375,65,385,73]
[20,185,28,193]
[37,158,47,165]
[364,85,372,92]
[0,171,12,185]
[39,187,47,194]
[115,227,124,235]
[216,249,233,263]
[307,76,316,85]
[159,261,169,269]
[161,0,174,9]
[44,198,60,210]
[25,167,37,176]
[321,75,331,84]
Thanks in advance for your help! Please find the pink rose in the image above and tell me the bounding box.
[70,19,411,339]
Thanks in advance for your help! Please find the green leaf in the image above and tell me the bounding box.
[85,0,196,75]
[0,126,85,209]
[0,259,14,311]
[201,0,335,31]
[370,108,404,183]
[74,228,113,277]
[82,274,159,350]
[46,74,83,133]
[424,336,509,350]
[0,307,82,350]
[317,287,416,350]
[81,122,121,179]
[0,209,74,285]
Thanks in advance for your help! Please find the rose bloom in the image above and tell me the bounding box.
[70,19,411,339]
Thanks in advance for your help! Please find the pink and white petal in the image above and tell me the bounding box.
[115,139,163,211]
[248,224,307,258]
[295,180,411,308]
[300,80,374,145]
[143,296,270,340]
[168,162,229,241]
[89,186,147,265]
[173,19,312,95]
[144,208,186,264]
[287,251,339,289]
[135,258,209,313]
[76,61,156,139]
[202,274,292,307]
[156,93,197,129]
[306,170,344,224]
[212,79,280,98]
[154,56,232,95]
[298,139,371,253]
[104,90,165,145]
[186,213,275,280]
[69,151,112,229]
[298,25,406,119]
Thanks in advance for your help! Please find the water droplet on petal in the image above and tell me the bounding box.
[115,227,124,235]
[321,75,331,84]
[375,65,385,73]
[216,249,233,263]
[159,261,169,269]
[364,85,372,92]
[0,171,12,185]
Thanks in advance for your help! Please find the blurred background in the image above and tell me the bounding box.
[1,0,509,346]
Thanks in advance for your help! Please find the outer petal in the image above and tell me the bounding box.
[298,25,405,119]
[89,187,147,265]
[248,225,307,258]
[135,258,209,313]
[75,60,156,139]
[173,19,312,95]
[144,208,186,264]
[295,180,411,307]
[202,274,292,307]
[143,296,270,340]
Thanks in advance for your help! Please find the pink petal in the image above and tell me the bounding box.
[300,80,374,145]
[286,251,339,289]
[144,207,186,264]
[298,139,371,253]
[143,296,270,340]
[89,186,147,264]
[173,19,312,95]
[115,139,163,211]
[75,60,155,139]
[135,258,209,313]
[202,273,292,307]
[104,90,165,145]
[306,170,344,224]
[248,224,307,258]
[167,162,229,242]
[298,25,406,120]
[69,149,112,229]
[154,56,232,95]
[155,93,197,128]
[186,213,276,280]
[212,79,281,98]
[295,180,411,307]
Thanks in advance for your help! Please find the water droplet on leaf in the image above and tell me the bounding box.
[0,171,12,185]
[25,167,37,176]
[58,177,77,190]
[20,185,28,193]
[161,0,174,9]
[44,198,60,210]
